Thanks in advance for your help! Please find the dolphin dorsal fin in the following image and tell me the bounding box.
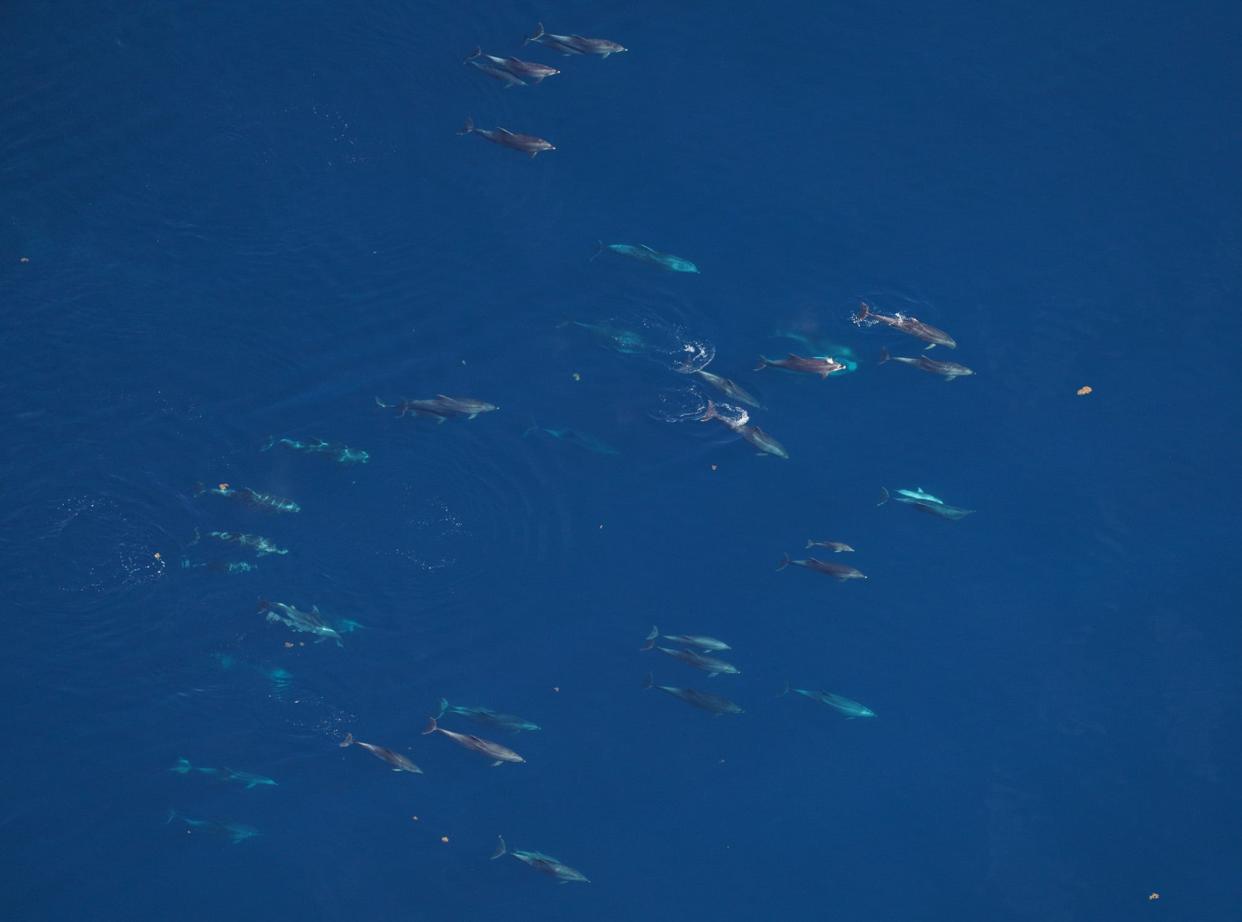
[496,127,515,136]
[639,244,656,253]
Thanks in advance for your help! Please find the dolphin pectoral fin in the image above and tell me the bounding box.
[491,760,504,767]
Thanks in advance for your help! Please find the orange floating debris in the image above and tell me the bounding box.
[1148,893,1160,901]
[1077,385,1093,396]
[153,551,161,559]
[218,482,230,490]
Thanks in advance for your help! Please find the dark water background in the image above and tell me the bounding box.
[3,1,1240,919]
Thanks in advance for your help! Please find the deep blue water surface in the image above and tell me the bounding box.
[3,2,1241,919]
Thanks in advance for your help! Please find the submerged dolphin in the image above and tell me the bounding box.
[194,482,300,514]
[492,835,590,883]
[641,642,740,677]
[592,242,699,274]
[166,810,260,844]
[643,625,731,653]
[437,699,541,733]
[261,436,369,464]
[523,422,619,455]
[780,683,876,718]
[642,673,743,716]
[171,759,275,789]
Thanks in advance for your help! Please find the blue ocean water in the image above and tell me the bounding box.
[3,1,1240,919]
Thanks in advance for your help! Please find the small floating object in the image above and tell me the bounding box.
[1148,893,1160,901]
[1077,385,1093,396]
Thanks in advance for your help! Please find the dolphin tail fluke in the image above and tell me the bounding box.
[753,356,768,371]
[463,46,481,63]
[436,698,449,719]
[876,487,890,507]
[339,732,354,748]
[374,396,393,410]
[421,717,438,736]
[491,835,507,860]
[776,553,791,571]
[171,758,191,774]
[165,809,179,825]
[699,399,718,424]
[257,597,271,613]
[878,347,891,365]
[458,116,475,135]
[589,240,605,262]
[259,436,275,452]
[640,625,658,652]
[776,681,791,699]
[522,416,540,439]
[854,301,871,324]
[192,481,206,497]
[641,672,654,690]
[525,22,545,45]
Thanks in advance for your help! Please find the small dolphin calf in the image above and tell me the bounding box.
[642,673,743,716]
[754,353,846,378]
[780,683,876,718]
[777,554,867,581]
[879,348,974,380]
[492,836,590,883]
[643,626,731,653]
[593,242,699,274]
[340,732,423,774]
[458,117,555,158]
[525,22,626,57]
[423,717,525,766]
